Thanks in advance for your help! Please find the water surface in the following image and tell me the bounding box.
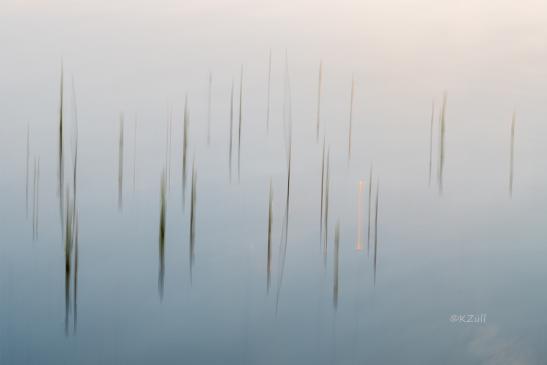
[1,1,547,364]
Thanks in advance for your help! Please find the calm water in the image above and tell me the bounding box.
[2,1,547,364]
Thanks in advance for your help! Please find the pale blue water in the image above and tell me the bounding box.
[2,2,547,364]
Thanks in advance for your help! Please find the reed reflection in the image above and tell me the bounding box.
[158,170,166,300]
[189,161,197,282]
[118,114,124,209]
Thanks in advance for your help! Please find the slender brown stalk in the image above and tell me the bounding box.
[438,93,447,194]
[32,158,38,239]
[229,81,234,181]
[316,61,323,140]
[118,114,124,209]
[319,137,326,245]
[158,170,166,300]
[367,167,373,254]
[428,101,435,186]
[373,183,379,286]
[59,65,64,194]
[33,160,36,238]
[26,124,30,219]
[133,117,137,192]
[73,211,79,334]
[333,221,340,309]
[71,81,79,333]
[509,111,516,196]
[323,149,330,266]
[59,64,65,223]
[207,72,212,145]
[36,159,40,239]
[64,190,73,335]
[238,65,244,181]
[275,124,292,312]
[71,78,79,203]
[189,160,197,282]
[267,180,273,292]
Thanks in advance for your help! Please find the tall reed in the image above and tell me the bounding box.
[319,137,326,245]
[118,114,124,209]
[57,77,80,335]
[32,158,40,240]
[267,180,273,292]
[207,72,212,145]
[373,182,379,286]
[158,170,166,299]
[64,189,75,335]
[367,167,373,254]
[238,65,244,181]
[58,65,65,222]
[73,80,79,332]
[275,121,292,312]
[428,101,435,186]
[133,117,137,192]
[26,124,30,219]
[323,149,330,266]
[70,80,80,333]
[189,160,197,282]
[438,94,447,194]
[316,61,323,140]
[64,197,71,335]
[73,211,79,333]
[71,78,79,203]
[229,81,234,181]
[282,51,293,157]
[333,221,340,309]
